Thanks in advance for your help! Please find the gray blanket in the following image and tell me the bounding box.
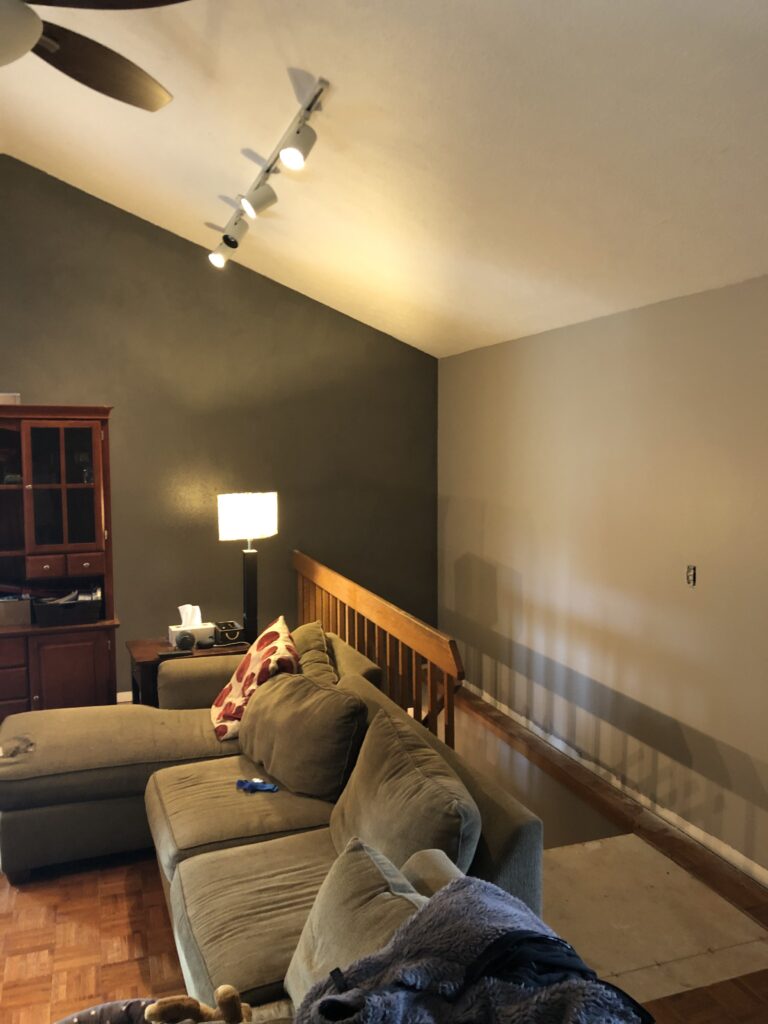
[296,877,651,1024]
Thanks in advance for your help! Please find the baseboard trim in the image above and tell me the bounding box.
[458,683,768,926]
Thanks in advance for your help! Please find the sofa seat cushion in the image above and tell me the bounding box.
[251,1001,294,1023]
[0,706,238,812]
[330,710,481,871]
[146,755,333,882]
[170,828,337,1006]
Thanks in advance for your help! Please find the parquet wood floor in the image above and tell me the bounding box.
[2,851,766,1023]
[646,969,768,1023]
[0,853,184,1024]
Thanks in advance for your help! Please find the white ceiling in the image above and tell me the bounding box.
[2,0,767,357]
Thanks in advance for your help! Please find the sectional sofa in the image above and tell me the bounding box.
[0,622,543,1017]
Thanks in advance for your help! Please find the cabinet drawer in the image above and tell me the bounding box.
[66,552,106,576]
[0,637,26,668]
[26,555,66,579]
[0,667,28,701]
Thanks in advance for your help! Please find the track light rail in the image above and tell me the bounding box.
[207,76,329,269]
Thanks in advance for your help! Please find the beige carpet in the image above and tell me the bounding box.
[543,833,768,1003]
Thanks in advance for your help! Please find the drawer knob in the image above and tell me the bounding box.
[83,561,91,568]
[32,695,40,704]
[43,564,51,571]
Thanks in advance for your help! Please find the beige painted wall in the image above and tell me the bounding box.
[438,275,768,872]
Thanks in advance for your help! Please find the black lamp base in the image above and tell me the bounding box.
[242,549,259,643]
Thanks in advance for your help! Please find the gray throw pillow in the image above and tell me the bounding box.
[330,710,481,871]
[239,674,367,802]
[284,837,426,1007]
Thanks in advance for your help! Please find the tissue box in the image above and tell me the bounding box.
[168,623,216,647]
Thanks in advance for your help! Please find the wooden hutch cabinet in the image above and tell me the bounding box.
[0,406,117,722]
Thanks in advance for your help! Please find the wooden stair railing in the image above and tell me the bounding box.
[293,550,464,747]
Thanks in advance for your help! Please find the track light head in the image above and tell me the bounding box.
[240,182,278,220]
[222,213,248,249]
[0,0,42,67]
[279,123,317,171]
[208,244,229,269]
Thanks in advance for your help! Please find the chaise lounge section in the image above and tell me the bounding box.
[0,628,380,881]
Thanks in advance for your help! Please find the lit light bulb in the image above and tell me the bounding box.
[208,247,228,269]
[240,182,278,220]
[279,123,317,171]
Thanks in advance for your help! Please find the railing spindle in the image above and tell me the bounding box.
[412,651,422,723]
[444,674,455,747]
[427,663,439,735]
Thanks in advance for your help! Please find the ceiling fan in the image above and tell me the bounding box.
[0,0,191,111]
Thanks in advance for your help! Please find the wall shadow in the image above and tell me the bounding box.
[440,552,768,816]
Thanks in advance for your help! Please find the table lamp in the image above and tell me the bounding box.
[217,492,278,643]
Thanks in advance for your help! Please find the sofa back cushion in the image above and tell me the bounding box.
[239,675,367,802]
[292,621,339,688]
[285,837,426,1008]
[330,710,481,870]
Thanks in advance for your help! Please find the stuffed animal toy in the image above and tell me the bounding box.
[145,985,253,1023]
[53,986,252,1024]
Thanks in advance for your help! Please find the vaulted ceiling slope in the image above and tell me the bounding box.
[2,0,767,356]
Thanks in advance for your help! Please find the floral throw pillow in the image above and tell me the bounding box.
[211,615,300,740]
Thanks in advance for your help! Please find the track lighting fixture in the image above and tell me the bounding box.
[205,76,329,269]
[279,123,317,172]
[208,212,249,269]
[222,213,248,250]
[240,182,278,220]
[208,244,229,269]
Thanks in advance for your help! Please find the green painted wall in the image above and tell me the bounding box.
[0,156,437,692]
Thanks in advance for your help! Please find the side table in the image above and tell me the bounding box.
[126,637,249,707]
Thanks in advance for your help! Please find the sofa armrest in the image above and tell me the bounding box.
[464,778,543,915]
[157,656,241,709]
[326,633,382,687]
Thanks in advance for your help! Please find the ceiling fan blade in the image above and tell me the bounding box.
[33,21,172,111]
[25,2,190,8]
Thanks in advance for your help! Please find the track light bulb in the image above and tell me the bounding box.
[240,182,278,220]
[208,244,229,269]
[279,123,317,171]
[222,213,248,249]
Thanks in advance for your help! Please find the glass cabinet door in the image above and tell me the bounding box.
[22,421,104,553]
[0,424,24,556]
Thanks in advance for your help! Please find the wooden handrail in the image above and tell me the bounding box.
[293,550,463,746]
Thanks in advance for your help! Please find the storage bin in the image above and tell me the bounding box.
[0,599,31,627]
[33,601,102,627]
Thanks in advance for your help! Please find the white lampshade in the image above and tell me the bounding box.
[217,492,278,543]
